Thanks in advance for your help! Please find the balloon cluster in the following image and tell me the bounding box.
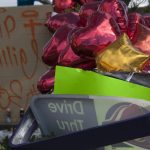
[37,0,150,94]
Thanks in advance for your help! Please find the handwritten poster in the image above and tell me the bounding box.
[0,5,52,123]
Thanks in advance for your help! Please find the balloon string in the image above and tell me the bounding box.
[126,72,135,82]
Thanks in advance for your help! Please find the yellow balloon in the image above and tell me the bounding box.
[96,33,149,72]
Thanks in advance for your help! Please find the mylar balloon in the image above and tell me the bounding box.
[45,12,81,32]
[37,67,55,94]
[142,59,150,73]
[74,60,96,69]
[71,11,121,59]
[79,1,102,26]
[53,0,76,13]
[98,0,128,33]
[143,14,150,28]
[127,13,145,40]
[96,33,149,72]
[58,27,96,69]
[42,25,74,66]
[58,45,96,69]
[132,23,150,55]
[79,0,99,5]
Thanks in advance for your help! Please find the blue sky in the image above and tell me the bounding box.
[0,0,149,7]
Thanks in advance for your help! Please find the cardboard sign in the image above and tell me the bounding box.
[0,5,52,123]
[31,95,98,137]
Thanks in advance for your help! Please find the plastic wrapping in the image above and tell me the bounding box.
[99,71,150,88]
